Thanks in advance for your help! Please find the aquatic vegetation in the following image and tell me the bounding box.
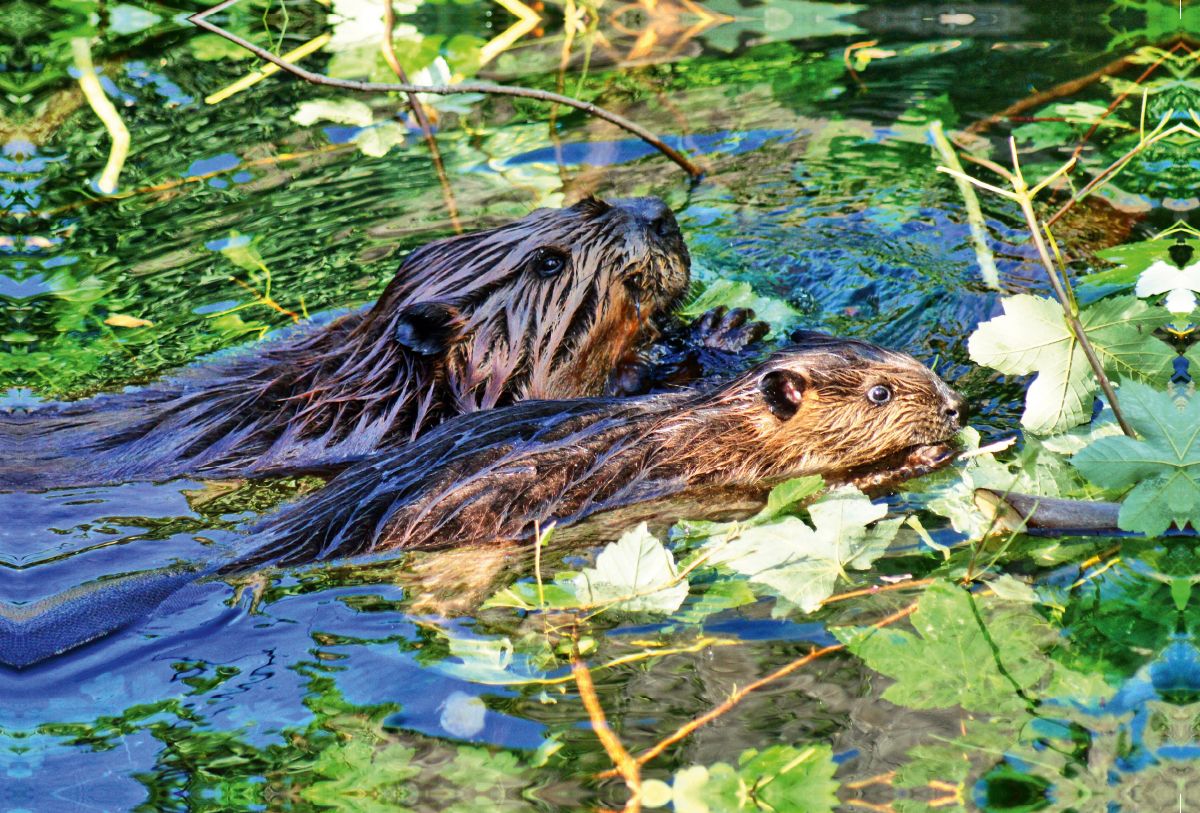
[7,0,1200,810]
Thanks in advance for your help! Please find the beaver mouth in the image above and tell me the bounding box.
[839,441,959,493]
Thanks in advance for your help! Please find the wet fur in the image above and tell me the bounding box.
[233,334,966,571]
[0,197,690,491]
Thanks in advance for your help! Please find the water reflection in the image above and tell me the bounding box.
[2,0,1200,809]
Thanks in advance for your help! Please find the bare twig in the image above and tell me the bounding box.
[379,0,462,231]
[604,602,920,772]
[1046,118,1199,227]
[188,0,703,177]
[573,653,642,813]
[205,32,331,104]
[937,141,1138,437]
[966,53,1134,135]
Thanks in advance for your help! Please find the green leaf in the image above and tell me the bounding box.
[677,279,800,335]
[705,487,899,613]
[835,580,1047,714]
[672,579,759,625]
[292,98,375,127]
[572,523,689,614]
[643,745,839,813]
[968,294,1174,433]
[353,122,407,157]
[1072,382,1200,536]
[762,475,824,517]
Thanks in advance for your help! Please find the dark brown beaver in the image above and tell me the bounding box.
[0,197,691,491]
[232,333,966,571]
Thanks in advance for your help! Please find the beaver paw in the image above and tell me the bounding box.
[689,306,770,352]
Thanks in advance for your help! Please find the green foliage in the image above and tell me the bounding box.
[1072,382,1200,536]
[836,580,1046,715]
[572,523,690,613]
[484,523,687,614]
[968,294,1174,433]
[678,279,801,336]
[641,744,839,813]
[701,486,902,614]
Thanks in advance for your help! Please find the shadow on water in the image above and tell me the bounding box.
[2,0,1200,809]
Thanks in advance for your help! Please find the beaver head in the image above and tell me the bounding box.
[671,332,966,486]
[349,196,691,411]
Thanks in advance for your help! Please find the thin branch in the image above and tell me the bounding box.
[379,0,462,231]
[611,602,919,771]
[205,32,331,104]
[929,121,999,289]
[966,53,1134,135]
[937,142,1137,437]
[1045,117,1192,226]
[573,653,642,813]
[188,0,702,177]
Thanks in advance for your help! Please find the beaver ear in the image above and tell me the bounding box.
[574,195,612,216]
[760,369,808,421]
[394,302,461,356]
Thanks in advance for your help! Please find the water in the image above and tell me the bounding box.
[3,0,1200,810]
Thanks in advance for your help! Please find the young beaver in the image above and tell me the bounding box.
[233,333,967,570]
[0,197,691,491]
[0,334,962,668]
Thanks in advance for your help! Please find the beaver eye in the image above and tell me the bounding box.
[532,248,568,277]
[867,385,892,405]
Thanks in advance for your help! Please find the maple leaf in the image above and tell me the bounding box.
[968,294,1174,433]
[1072,381,1200,536]
[703,487,900,614]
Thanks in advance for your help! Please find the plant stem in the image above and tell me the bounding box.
[1016,192,1136,437]
[930,121,1000,290]
[379,0,462,231]
[572,653,642,813]
[72,38,129,194]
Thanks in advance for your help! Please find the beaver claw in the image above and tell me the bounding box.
[643,306,772,390]
[690,306,770,352]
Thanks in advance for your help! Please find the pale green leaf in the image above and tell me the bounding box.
[353,122,407,157]
[292,98,375,127]
[989,574,1039,604]
[677,279,800,335]
[968,294,1173,433]
[763,475,825,517]
[646,746,839,813]
[705,487,898,613]
[573,523,689,613]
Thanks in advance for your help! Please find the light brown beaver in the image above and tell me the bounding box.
[0,197,692,490]
[232,333,966,571]
[0,334,962,668]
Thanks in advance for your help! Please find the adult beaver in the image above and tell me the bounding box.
[0,197,692,490]
[233,332,967,570]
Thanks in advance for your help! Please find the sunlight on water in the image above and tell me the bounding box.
[2,0,1200,810]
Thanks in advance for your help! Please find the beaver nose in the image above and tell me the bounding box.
[943,392,969,427]
[613,197,681,240]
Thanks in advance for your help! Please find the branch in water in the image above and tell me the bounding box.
[188,0,704,178]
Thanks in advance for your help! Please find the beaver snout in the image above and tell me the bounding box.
[943,391,969,429]
[613,197,682,240]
